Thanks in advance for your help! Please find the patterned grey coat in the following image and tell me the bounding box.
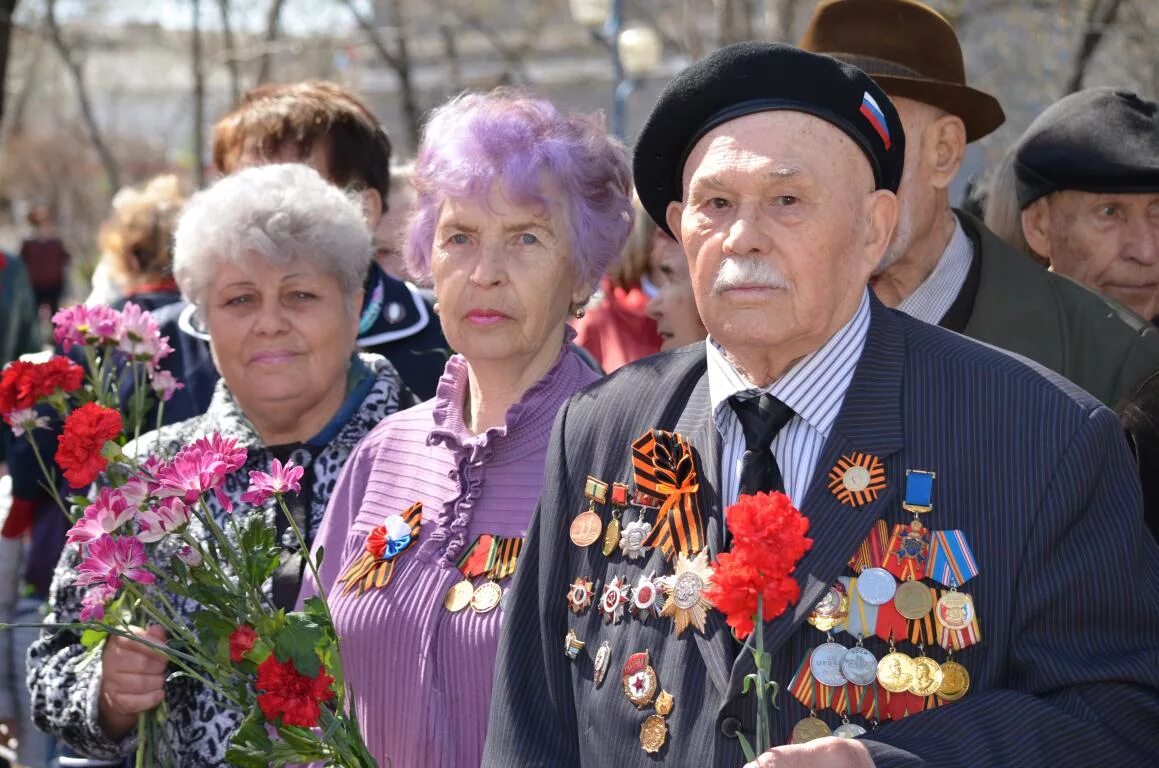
[26,354,403,766]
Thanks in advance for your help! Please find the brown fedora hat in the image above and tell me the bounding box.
[799,0,1004,142]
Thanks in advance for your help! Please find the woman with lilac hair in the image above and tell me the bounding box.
[300,89,634,765]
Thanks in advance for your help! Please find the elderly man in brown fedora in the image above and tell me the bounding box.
[801,0,1159,407]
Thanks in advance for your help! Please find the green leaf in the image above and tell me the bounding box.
[314,545,324,569]
[273,613,325,678]
[80,629,108,649]
[741,672,758,696]
[225,705,274,768]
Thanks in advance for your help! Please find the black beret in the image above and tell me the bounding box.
[633,42,905,236]
[1015,88,1159,209]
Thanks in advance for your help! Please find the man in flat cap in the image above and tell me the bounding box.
[1017,87,1159,326]
[483,43,1158,768]
[800,0,1159,406]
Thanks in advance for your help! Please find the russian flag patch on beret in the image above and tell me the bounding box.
[860,92,891,149]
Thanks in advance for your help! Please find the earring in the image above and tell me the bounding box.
[574,308,585,319]
[432,302,440,315]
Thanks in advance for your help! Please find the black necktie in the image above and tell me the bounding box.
[728,393,795,495]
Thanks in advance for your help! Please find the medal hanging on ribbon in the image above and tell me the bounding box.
[603,482,629,556]
[474,536,524,614]
[631,429,703,560]
[849,519,891,573]
[570,476,608,548]
[841,576,880,641]
[935,588,981,651]
[444,534,493,612]
[926,529,982,651]
[905,585,940,647]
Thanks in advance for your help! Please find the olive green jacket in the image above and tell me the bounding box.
[958,211,1159,407]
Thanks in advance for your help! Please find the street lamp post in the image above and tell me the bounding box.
[570,0,661,138]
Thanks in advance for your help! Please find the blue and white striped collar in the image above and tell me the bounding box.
[707,289,872,438]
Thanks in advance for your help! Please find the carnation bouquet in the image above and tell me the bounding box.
[703,491,813,759]
[0,304,376,767]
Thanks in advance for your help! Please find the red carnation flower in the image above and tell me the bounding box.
[229,625,257,663]
[256,655,335,728]
[0,356,83,420]
[703,491,813,640]
[366,525,387,559]
[55,403,123,488]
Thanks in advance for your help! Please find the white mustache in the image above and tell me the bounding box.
[712,258,787,293]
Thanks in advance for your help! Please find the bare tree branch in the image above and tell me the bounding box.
[339,0,421,151]
[1065,0,1127,93]
[217,0,241,102]
[256,0,288,84]
[0,0,19,128]
[45,0,120,194]
[445,2,552,85]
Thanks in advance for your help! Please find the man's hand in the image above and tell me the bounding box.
[98,625,168,740]
[744,737,875,768]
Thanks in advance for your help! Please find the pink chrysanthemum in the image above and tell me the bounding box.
[154,434,246,509]
[67,487,137,546]
[149,369,183,402]
[118,303,174,367]
[241,459,305,506]
[75,534,155,590]
[6,408,48,437]
[52,304,122,352]
[79,584,118,622]
[136,498,191,544]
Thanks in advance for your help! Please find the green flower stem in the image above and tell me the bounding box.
[23,431,71,518]
[176,530,251,619]
[754,594,770,755]
[135,711,148,768]
[189,497,256,608]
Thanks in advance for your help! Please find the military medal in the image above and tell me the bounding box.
[630,571,662,620]
[834,718,867,739]
[808,582,850,632]
[926,529,982,651]
[809,640,848,687]
[563,629,585,659]
[640,714,668,754]
[839,643,878,686]
[593,641,611,688]
[443,580,474,612]
[602,482,629,556]
[907,655,944,697]
[619,518,652,560]
[790,715,832,744]
[658,549,714,636]
[471,581,503,613]
[622,651,658,708]
[828,452,887,507]
[570,476,607,547]
[567,577,595,614]
[884,471,935,581]
[856,566,896,605]
[935,590,975,631]
[893,579,933,620]
[937,658,971,701]
[877,647,915,693]
[599,576,631,624]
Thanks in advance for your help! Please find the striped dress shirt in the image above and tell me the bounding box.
[707,289,871,508]
[894,216,972,325]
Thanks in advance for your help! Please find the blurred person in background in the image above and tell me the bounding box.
[573,195,661,371]
[1016,88,1159,326]
[300,89,633,767]
[982,145,1036,262]
[27,164,405,767]
[0,249,42,464]
[206,80,447,401]
[374,161,417,281]
[645,226,705,351]
[19,205,70,319]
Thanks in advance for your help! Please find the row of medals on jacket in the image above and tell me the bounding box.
[791,487,975,744]
[564,477,688,754]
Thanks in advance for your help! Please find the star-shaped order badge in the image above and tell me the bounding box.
[567,577,595,615]
[827,452,886,507]
[600,576,631,624]
[658,550,714,636]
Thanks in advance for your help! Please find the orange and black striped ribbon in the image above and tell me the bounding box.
[490,537,524,581]
[337,502,423,596]
[631,429,703,559]
[907,585,940,646]
[827,453,887,507]
[849,519,891,573]
[789,650,816,709]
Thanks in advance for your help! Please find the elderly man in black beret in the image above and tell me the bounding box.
[799,0,1159,407]
[1017,87,1159,325]
[482,43,1159,768]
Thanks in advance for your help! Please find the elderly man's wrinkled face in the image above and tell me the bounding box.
[666,111,895,371]
[1025,190,1159,321]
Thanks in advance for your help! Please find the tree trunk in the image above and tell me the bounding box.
[715,0,753,47]
[0,0,19,129]
[256,0,287,84]
[341,0,421,152]
[217,0,241,103]
[193,0,206,188]
[45,0,120,194]
[1065,0,1126,94]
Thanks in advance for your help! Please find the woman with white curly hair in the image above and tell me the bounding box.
[28,163,405,766]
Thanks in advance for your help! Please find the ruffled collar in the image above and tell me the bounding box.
[427,328,583,463]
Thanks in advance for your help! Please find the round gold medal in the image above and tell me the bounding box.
[877,651,915,693]
[937,660,971,701]
[640,714,669,753]
[907,656,944,696]
[569,510,603,547]
[443,580,474,612]
[893,579,933,620]
[470,581,503,613]
[935,591,975,631]
[790,716,832,744]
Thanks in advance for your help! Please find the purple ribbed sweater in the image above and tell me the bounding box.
[300,345,598,767]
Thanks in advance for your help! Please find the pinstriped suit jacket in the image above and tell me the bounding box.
[482,296,1159,768]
